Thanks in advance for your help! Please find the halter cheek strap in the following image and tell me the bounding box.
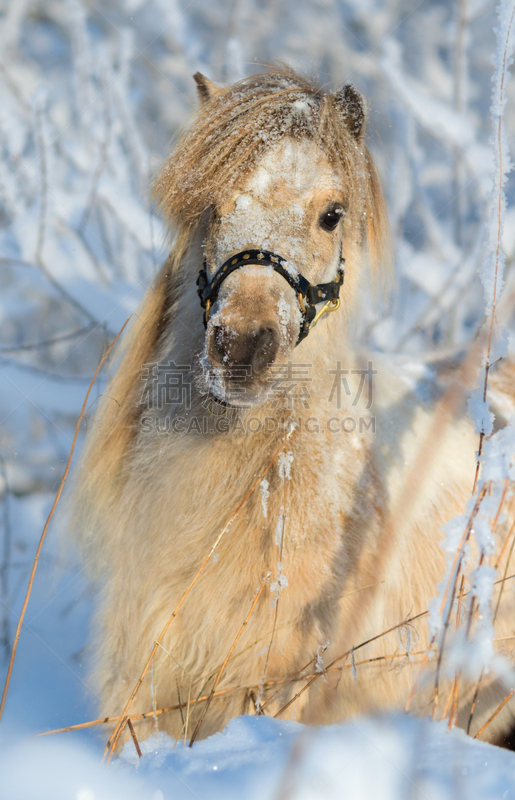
[196,249,345,345]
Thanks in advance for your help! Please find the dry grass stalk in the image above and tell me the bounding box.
[107,717,129,763]
[0,316,131,723]
[448,574,466,728]
[127,718,142,758]
[259,480,288,703]
[462,3,515,730]
[376,337,489,721]
[176,677,185,728]
[189,575,269,746]
[472,3,515,493]
[151,657,158,739]
[408,483,488,717]
[385,335,484,576]
[405,476,508,718]
[35,647,431,741]
[405,649,434,713]
[32,561,514,744]
[449,676,462,730]
[183,678,192,747]
[467,670,484,735]
[467,515,515,733]
[437,484,488,624]
[104,428,295,760]
[442,682,456,722]
[439,575,466,726]
[474,689,515,739]
[274,611,428,718]
[494,520,515,621]
[34,691,238,738]
[442,481,511,728]
[253,653,318,716]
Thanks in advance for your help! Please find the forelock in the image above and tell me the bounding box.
[153,69,365,225]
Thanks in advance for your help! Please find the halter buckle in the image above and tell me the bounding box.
[309,297,341,330]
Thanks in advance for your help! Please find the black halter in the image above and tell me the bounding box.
[196,249,345,345]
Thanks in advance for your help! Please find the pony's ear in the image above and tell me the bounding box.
[331,83,366,139]
[193,72,225,105]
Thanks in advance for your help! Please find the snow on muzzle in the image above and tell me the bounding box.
[203,265,301,403]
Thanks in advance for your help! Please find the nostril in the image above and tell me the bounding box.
[210,324,279,374]
[251,327,278,374]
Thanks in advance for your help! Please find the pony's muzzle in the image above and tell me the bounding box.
[213,323,280,376]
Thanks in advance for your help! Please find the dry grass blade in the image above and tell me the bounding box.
[386,335,484,570]
[274,610,428,719]
[35,687,242,737]
[468,520,515,733]
[405,645,435,713]
[495,517,515,571]
[439,574,465,725]
[104,428,295,760]
[0,316,132,723]
[494,521,515,622]
[473,689,515,739]
[36,648,431,740]
[259,490,287,701]
[408,485,487,717]
[258,654,319,716]
[449,676,461,730]
[183,678,192,746]
[472,3,515,493]
[448,573,466,728]
[189,575,269,746]
[469,667,500,734]
[437,484,487,622]
[107,716,128,764]
[127,719,142,758]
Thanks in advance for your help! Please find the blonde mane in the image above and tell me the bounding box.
[153,68,391,275]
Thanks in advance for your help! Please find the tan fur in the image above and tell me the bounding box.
[73,69,515,746]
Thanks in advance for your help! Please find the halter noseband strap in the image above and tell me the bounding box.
[196,249,345,345]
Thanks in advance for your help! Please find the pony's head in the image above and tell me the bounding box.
[154,68,390,406]
[73,69,392,532]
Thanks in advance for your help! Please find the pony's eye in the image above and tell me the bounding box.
[320,207,344,232]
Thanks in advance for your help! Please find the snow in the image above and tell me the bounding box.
[275,513,285,546]
[278,451,294,481]
[468,383,495,436]
[259,478,269,518]
[2,714,515,800]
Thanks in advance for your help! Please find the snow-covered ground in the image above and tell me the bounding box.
[3,714,515,800]
[1,0,515,797]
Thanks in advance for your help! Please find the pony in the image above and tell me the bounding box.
[73,67,515,747]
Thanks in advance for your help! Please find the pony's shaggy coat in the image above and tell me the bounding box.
[74,68,515,745]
